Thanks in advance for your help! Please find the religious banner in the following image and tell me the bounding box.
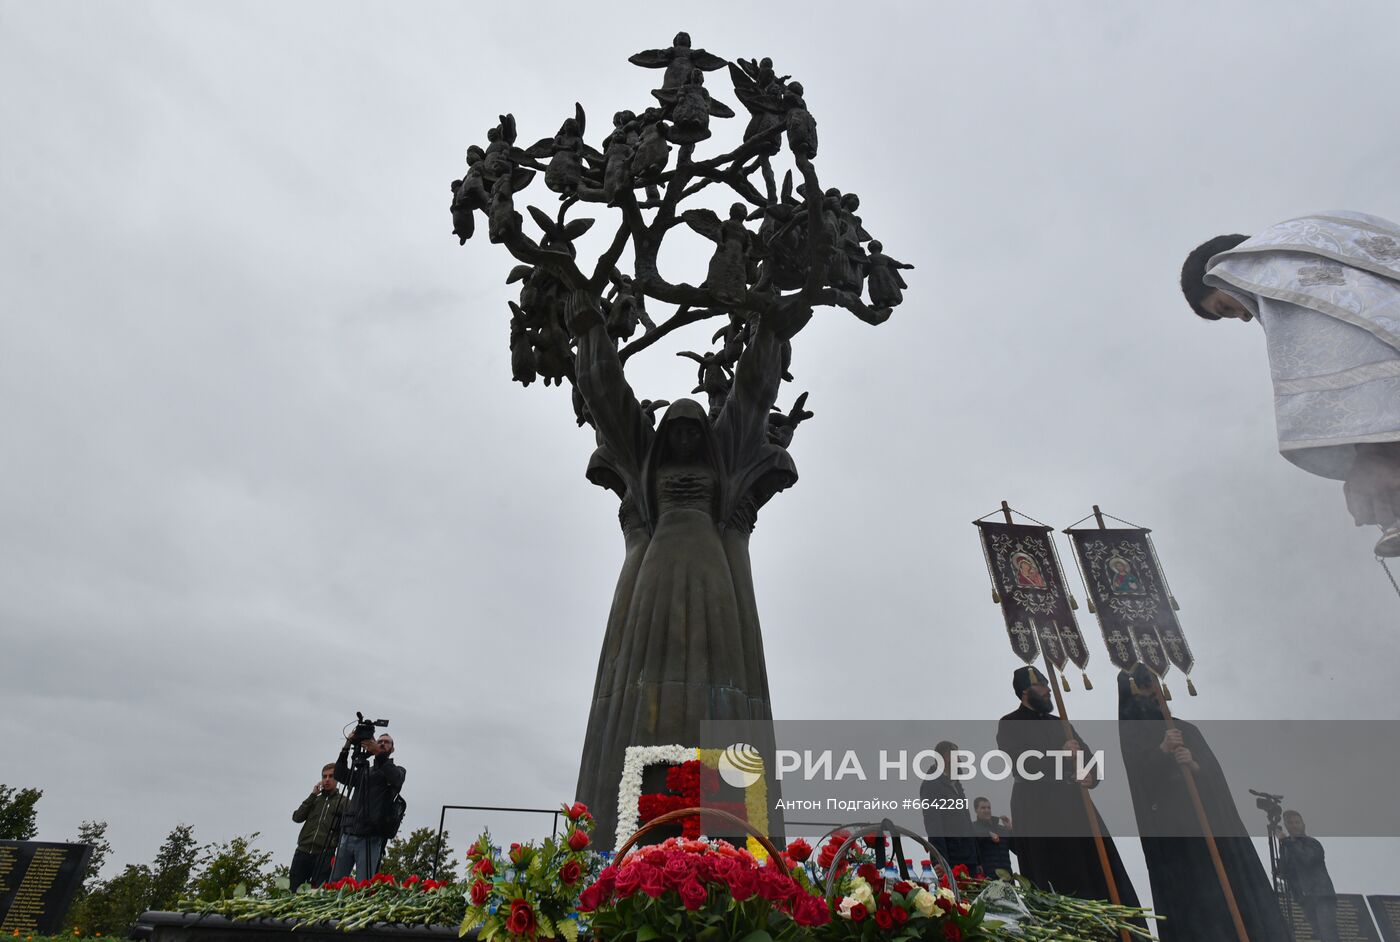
[975,520,1085,672]
[1067,525,1195,680]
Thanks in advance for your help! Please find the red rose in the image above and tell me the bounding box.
[567,828,591,851]
[785,838,812,863]
[792,893,832,927]
[508,843,527,865]
[857,863,880,885]
[644,850,667,868]
[849,902,867,923]
[726,867,759,902]
[892,906,909,925]
[578,880,607,913]
[894,880,912,895]
[615,864,643,898]
[595,865,618,893]
[565,801,591,821]
[943,923,963,941]
[559,859,583,885]
[679,876,708,911]
[473,857,495,877]
[469,880,490,906]
[662,853,691,887]
[505,899,536,936]
[640,867,668,899]
[874,908,894,930]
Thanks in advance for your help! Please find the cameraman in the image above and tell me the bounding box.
[1277,809,1339,942]
[330,731,405,881]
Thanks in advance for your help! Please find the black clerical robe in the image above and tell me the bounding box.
[1120,716,1290,941]
[995,705,1143,914]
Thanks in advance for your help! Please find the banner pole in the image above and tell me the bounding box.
[1003,503,1130,942]
[1091,506,1249,942]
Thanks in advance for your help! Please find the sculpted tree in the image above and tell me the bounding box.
[448,32,913,846]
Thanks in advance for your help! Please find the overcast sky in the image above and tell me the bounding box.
[5,0,1400,910]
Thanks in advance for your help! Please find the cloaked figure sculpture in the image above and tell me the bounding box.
[445,33,913,846]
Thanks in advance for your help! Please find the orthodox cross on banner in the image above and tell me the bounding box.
[1065,506,1197,696]
[974,502,1093,690]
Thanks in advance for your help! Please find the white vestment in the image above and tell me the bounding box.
[1205,211,1400,480]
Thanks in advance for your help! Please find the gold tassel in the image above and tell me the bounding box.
[1069,593,1079,612]
[992,588,1001,604]
[1163,683,1173,701]
[1169,596,1180,611]
[1082,671,1093,691]
[1128,676,1141,696]
[1186,676,1198,696]
[1061,675,1071,692]
[1086,596,1097,614]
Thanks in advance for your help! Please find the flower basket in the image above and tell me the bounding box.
[614,806,788,873]
[813,820,957,905]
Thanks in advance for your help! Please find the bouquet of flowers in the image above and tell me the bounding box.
[458,802,599,942]
[181,872,463,931]
[579,836,831,941]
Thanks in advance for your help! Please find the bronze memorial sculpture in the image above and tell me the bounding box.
[447,33,913,846]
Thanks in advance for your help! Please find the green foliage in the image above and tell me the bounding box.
[378,827,458,883]
[64,823,199,937]
[70,863,155,937]
[72,820,113,892]
[0,783,43,840]
[149,824,199,910]
[189,833,276,901]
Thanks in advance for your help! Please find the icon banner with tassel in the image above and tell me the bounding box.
[975,520,1083,667]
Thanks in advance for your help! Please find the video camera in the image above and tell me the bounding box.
[1249,788,1285,827]
[352,712,390,751]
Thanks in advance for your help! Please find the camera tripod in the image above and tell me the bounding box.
[1251,788,1296,942]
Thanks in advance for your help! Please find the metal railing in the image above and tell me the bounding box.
[431,805,562,880]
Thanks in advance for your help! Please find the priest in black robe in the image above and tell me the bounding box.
[1118,665,1289,941]
[996,666,1143,918]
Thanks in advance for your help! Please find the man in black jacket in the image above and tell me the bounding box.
[290,763,347,890]
[330,732,406,881]
[1280,810,1339,942]
[971,796,1014,877]
[919,740,980,872]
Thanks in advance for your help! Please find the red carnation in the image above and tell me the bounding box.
[505,899,536,937]
[679,876,708,911]
[952,863,971,883]
[559,859,583,885]
[469,880,490,906]
[785,838,812,863]
[757,866,798,902]
[567,828,591,851]
[792,893,832,927]
[857,863,880,884]
[875,908,894,930]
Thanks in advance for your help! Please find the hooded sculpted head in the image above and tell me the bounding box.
[654,398,714,467]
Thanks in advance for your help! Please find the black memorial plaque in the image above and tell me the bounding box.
[1282,893,1382,942]
[0,841,93,934]
[1370,896,1400,942]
